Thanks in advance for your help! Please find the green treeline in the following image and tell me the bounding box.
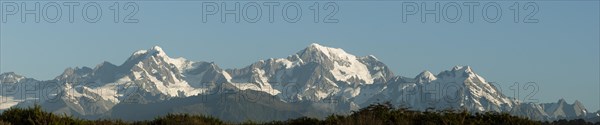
[0,102,597,125]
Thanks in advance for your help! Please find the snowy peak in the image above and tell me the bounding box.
[0,72,27,83]
[133,46,167,57]
[129,46,171,61]
[0,72,24,79]
[307,43,330,52]
[452,65,474,74]
[123,46,191,71]
[542,99,590,119]
[49,46,199,98]
[574,100,584,107]
[366,55,379,61]
[296,43,375,84]
[573,100,588,116]
[417,70,435,78]
[415,70,437,83]
[151,45,164,52]
[423,66,514,112]
[558,98,568,104]
[225,43,386,101]
[297,43,354,63]
[55,67,94,81]
[437,65,479,79]
[358,54,394,83]
[96,61,116,69]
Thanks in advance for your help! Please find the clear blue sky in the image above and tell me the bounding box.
[1,1,598,111]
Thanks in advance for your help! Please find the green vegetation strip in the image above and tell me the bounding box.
[0,103,597,125]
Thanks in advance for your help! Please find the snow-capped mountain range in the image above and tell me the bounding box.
[0,44,598,122]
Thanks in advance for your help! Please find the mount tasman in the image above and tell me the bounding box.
[1,43,598,122]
